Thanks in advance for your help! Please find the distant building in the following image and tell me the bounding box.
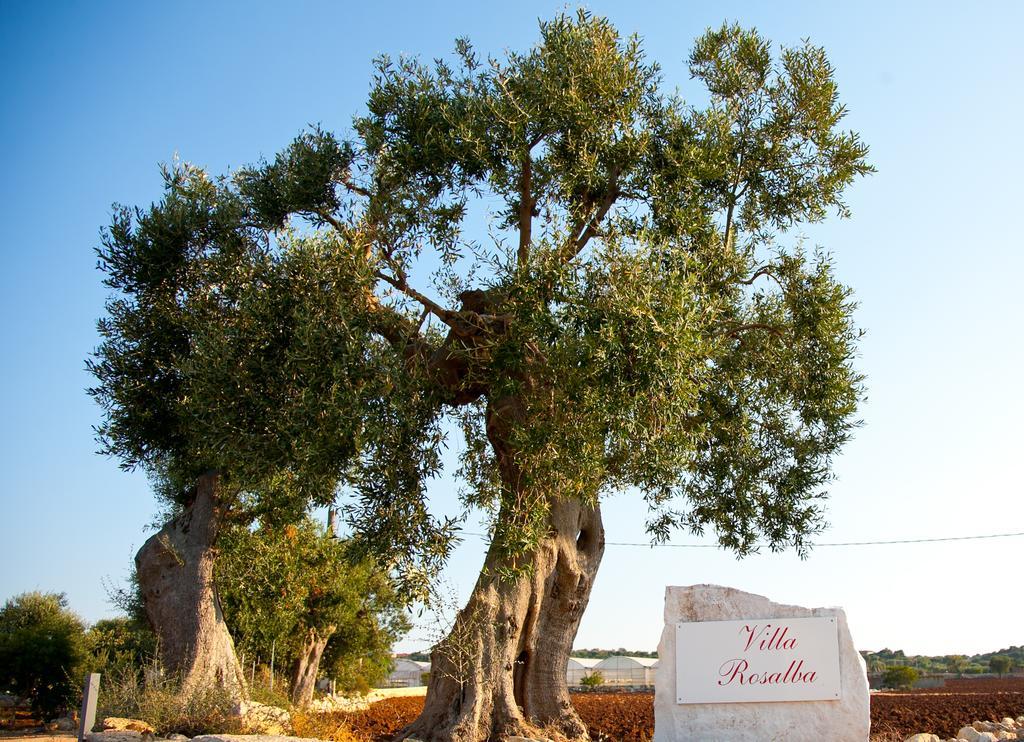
[566,656,602,684]
[387,658,431,687]
[592,655,658,685]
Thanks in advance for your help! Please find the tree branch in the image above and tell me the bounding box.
[316,210,350,238]
[374,270,460,328]
[340,174,372,198]
[517,153,534,269]
[560,168,621,263]
[723,150,745,252]
[720,322,783,339]
[738,266,783,288]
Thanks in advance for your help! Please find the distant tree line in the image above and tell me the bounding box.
[570,648,658,659]
[861,647,1022,676]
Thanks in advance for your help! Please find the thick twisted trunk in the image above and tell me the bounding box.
[135,472,247,700]
[397,499,604,742]
[291,625,335,707]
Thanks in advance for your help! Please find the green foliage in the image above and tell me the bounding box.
[947,654,969,676]
[246,669,294,709]
[867,657,887,674]
[217,518,410,693]
[989,655,1012,676]
[579,671,604,688]
[882,665,919,690]
[862,647,1024,676]
[85,617,157,678]
[0,592,88,718]
[91,11,872,594]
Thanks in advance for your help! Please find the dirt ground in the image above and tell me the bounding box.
[4,678,1022,741]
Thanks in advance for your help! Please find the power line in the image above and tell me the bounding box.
[812,531,1024,547]
[461,531,1024,549]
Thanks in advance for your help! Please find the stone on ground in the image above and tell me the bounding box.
[104,717,156,734]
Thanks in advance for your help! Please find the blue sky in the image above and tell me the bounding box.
[1,1,1021,657]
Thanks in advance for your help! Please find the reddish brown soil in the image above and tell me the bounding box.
[328,681,1024,742]
[8,678,1022,741]
[572,693,655,741]
[890,677,1024,694]
[870,692,1024,740]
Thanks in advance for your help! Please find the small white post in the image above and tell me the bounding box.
[78,673,100,742]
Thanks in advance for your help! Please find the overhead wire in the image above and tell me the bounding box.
[460,531,1024,549]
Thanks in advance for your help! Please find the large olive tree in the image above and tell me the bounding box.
[92,12,870,740]
[89,168,451,698]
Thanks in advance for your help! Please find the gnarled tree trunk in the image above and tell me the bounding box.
[291,625,336,707]
[135,471,247,700]
[397,497,605,742]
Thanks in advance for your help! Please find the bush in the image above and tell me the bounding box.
[97,664,243,737]
[580,671,604,688]
[246,667,293,709]
[86,617,156,678]
[882,666,919,690]
[0,592,88,718]
[990,655,1012,676]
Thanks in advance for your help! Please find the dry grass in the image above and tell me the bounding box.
[96,667,243,737]
[290,709,366,742]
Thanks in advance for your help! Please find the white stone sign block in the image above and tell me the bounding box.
[655,585,869,741]
[676,616,841,704]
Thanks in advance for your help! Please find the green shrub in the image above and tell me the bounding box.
[0,592,87,718]
[989,655,1012,676]
[97,664,243,737]
[86,617,156,678]
[246,668,292,709]
[882,666,919,690]
[580,671,604,688]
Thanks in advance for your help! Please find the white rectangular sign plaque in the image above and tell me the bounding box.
[675,616,841,704]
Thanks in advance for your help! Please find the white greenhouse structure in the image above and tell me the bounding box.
[592,655,658,686]
[566,657,602,685]
[387,658,431,687]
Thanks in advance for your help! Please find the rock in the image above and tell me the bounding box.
[104,717,156,734]
[905,735,941,742]
[53,716,76,731]
[1004,719,1019,729]
[653,585,870,742]
[235,700,291,736]
[994,732,1017,740]
[978,723,999,733]
[166,735,190,741]
[958,729,998,742]
[87,732,146,742]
